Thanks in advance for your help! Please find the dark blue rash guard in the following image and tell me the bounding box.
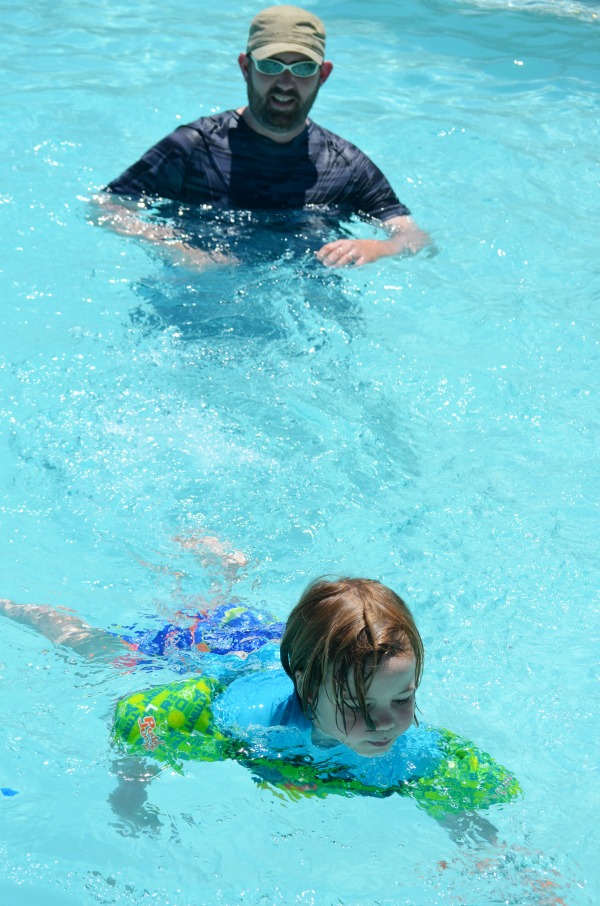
[105,110,410,221]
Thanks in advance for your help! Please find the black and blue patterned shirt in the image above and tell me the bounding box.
[105,110,409,221]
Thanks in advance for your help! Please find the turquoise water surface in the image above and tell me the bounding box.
[1,0,599,904]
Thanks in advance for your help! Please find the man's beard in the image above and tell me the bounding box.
[246,77,319,134]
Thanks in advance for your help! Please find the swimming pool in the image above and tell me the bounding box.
[1,0,598,902]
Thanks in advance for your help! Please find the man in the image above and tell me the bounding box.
[98,5,429,269]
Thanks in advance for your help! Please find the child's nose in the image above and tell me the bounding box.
[371,707,395,730]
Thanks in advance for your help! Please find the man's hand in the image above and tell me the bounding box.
[315,216,431,268]
[316,238,394,268]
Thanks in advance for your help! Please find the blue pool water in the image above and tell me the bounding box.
[1,0,599,903]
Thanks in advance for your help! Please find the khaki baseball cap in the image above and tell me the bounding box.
[247,5,326,64]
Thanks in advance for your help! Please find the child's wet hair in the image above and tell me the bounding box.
[280,577,424,731]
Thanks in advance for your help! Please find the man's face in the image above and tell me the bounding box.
[242,52,329,136]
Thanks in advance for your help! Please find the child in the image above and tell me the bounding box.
[0,578,520,820]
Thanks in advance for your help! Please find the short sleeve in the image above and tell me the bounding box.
[104,126,199,200]
[213,671,297,733]
[351,150,411,221]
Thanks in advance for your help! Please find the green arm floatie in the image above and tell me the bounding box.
[112,676,521,817]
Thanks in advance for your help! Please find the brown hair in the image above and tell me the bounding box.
[280,577,424,731]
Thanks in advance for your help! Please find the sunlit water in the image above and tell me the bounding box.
[1,0,598,904]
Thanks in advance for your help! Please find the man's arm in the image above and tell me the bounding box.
[90,194,235,271]
[315,215,432,268]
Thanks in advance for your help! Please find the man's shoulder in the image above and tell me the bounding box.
[153,109,241,160]
[307,120,372,163]
[179,109,240,139]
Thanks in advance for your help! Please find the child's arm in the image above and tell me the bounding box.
[436,809,499,846]
[0,599,128,660]
[108,757,165,834]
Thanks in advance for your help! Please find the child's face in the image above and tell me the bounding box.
[310,653,417,757]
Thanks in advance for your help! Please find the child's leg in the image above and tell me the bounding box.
[0,599,128,659]
[132,534,249,612]
[174,534,249,570]
[173,534,249,599]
